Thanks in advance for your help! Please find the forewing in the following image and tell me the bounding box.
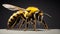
[2,4,26,11]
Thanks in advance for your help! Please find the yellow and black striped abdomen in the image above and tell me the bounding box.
[7,11,23,28]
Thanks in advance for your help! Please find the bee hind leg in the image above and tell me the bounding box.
[18,20,25,30]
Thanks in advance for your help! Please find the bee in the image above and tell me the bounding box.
[2,4,52,31]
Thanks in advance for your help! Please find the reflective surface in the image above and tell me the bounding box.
[0,29,60,34]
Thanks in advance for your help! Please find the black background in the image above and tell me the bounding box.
[0,0,60,29]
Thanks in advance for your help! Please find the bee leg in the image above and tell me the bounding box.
[24,19,28,31]
[33,20,36,31]
[11,22,17,29]
[41,20,48,29]
[43,20,48,29]
[32,14,37,31]
[18,16,25,29]
[18,20,25,29]
[24,23,28,31]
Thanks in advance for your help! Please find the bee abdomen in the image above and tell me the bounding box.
[7,12,21,28]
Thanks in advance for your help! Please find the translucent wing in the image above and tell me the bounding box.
[2,4,26,11]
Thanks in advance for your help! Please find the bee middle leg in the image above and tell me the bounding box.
[32,20,36,31]
[24,17,32,31]
[24,18,29,31]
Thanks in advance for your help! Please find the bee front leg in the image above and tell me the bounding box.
[39,15,48,29]
[41,20,48,29]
